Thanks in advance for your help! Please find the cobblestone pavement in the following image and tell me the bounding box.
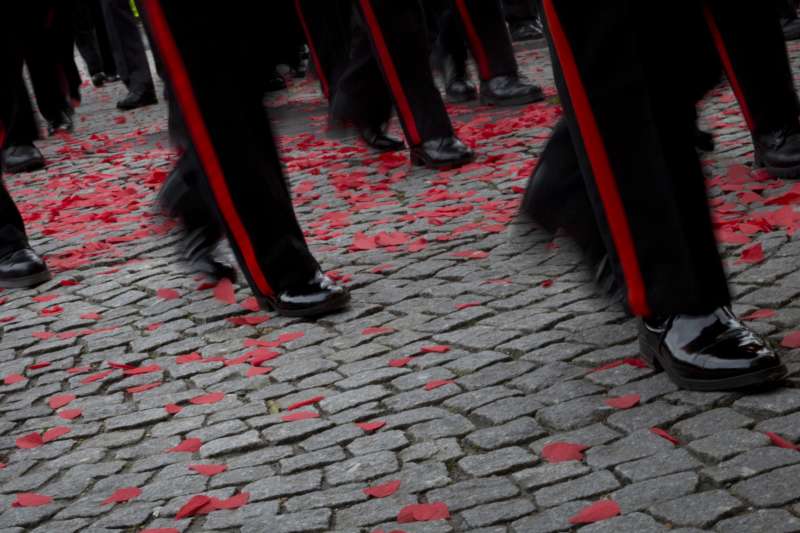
[3,40,800,533]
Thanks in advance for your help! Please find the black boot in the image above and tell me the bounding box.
[508,19,543,42]
[693,124,715,152]
[358,124,404,152]
[116,89,158,111]
[480,75,545,106]
[410,136,475,169]
[754,123,800,178]
[0,248,51,288]
[639,307,787,391]
[1,145,45,174]
[46,110,74,136]
[782,17,800,40]
[265,70,287,92]
[443,55,477,103]
[91,73,107,87]
[260,270,350,318]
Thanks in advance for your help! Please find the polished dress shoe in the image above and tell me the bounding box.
[0,248,52,288]
[116,90,158,111]
[754,124,800,178]
[106,74,121,83]
[639,307,787,391]
[410,136,475,169]
[480,75,545,107]
[265,70,287,93]
[46,110,74,136]
[1,145,45,174]
[446,76,478,103]
[179,227,237,282]
[508,19,543,42]
[91,72,107,87]
[693,124,715,152]
[261,271,350,318]
[358,125,404,152]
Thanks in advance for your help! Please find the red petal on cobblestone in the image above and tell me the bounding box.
[156,288,180,300]
[568,499,621,525]
[228,315,270,326]
[357,420,386,432]
[282,410,319,422]
[165,404,182,415]
[455,301,480,310]
[389,357,413,368]
[43,426,70,442]
[420,345,450,354]
[69,366,91,374]
[363,479,401,498]
[169,438,202,453]
[79,312,101,320]
[31,331,54,340]
[781,331,800,348]
[213,278,236,305]
[352,232,378,250]
[371,263,393,273]
[209,491,249,510]
[16,432,44,449]
[58,279,78,287]
[58,409,82,420]
[246,366,273,377]
[287,396,325,410]
[190,392,225,405]
[123,364,161,375]
[425,380,455,391]
[12,492,52,507]
[592,358,647,372]
[48,394,75,409]
[241,296,260,312]
[127,382,161,394]
[146,323,161,331]
[605,394,640,409]
[3,374,25,385]
[452,250,488,259]
[277,331,304,344]
[541,279,554,288]
[362,326,395,336]
[407,238,427,252]
[28,361,50,370]
[738,243,764,264]
[176,352,203,364]
[650,428,680,445]
[176,495,212,519]
[189,464,228,477]
[32,294,57,303]
[108,362,135,370]
[40,305,63,316]
[742,309,776,321]
[102,486,141,505]
[765,432,800,451]
[397,502,450,523]
[541,442,589,463]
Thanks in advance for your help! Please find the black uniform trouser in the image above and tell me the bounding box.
[101,0,155,94]
[139,0,319,299]
[74,0,118,77]
[503,0,539,22]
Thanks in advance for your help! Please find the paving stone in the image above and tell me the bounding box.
[319,385,391,414]
[200,429,262,457]
[672,408,754,440]
[649,490,743,528]
[612,472,699,512]
[510,500,588,533]
[731,464,800,506]
[346,430,408,455]
[400,438,464,463]
[461,498,537,529]
[458,447,536,477]
[325,451,399,485]
[531,423,622,453]
[715,509,800,533]
[426,476,519,512]
[605,400,694,433]
[284,483,368,513]
[263,419,334,445]
[577,512,666,533]
[585,429,675,468]
[243,470,323,502]
[334,493,418,529]
[280,446,347,474]
[614,448,702,483]
[299,424,362,451]
[408,414,475,440]
[534,470,620,508]
[443,386,520,413]
[732,388,800,416]
[702,446,800,484]
[536,396,610,431]
[755,411,800,440]
[465,417,546,450]
[687,429,770,462]
[243,508,331,533]
[513,461,591,491]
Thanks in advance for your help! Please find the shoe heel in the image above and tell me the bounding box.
[409,151,426,167]
[638,337,663,371]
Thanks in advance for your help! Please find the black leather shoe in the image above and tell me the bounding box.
[180,227,237,282]
[1,145,45,173]
[480,75,545,107]
[446,77,478,103]
[639,307,787,391]
[116,90,158,111]
[754,124,800,178]
[694,124,715,152]
[261,271,350,318]
[106,74,121,83]
[508,20,543,42]
[265,70,287,93]
[0,248,52,288]
[46,110,74,135]
[358,125,404,152]
[91,73,106,87]
[783,17,800,41]
[410,136,475,169]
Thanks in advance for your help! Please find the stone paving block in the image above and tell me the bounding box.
[715,509,800,533]
[614,448,702,483]
[702,446,800,485]
[200,429,262,457]
[458,447,536,477]
[755,411,800,440]
[612,471,698,512]
[577,512,666,533]
[285,483,368,513]
[472,395,544,425]
[513,462,591,491]
[534,470,620,508]
[537,396,611,431]
[585,429,675,469]
[731,464,800,506]
[510,500,588,533]
[408,413,476,440]
[325,451,399,485]
[465,417,546,450]
[461,498,537,529]
[606,400,694,433]
[280,446,347,474]
[671,407,754,440]
[687,429,770,462]
[443,385,520,413]
[426,476,519,513]
[242,508,332,533]
[263,419,335,445]
[334,493,418,529]
[531,423,621,454]
[649,490,743,528]
[400,438,464,463]
[732,388,800,417]
[243,470,323,502]
[346,430,408,455]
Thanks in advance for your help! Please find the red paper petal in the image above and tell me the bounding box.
[80,312,101,320]
[246,366,272,377]
[127,382,161,394]
[59,279,79,287]
[40,305,63,316]
[213,278,236,305]
[397,502,450,523]
[169,438,202,453]
[455,301,480,310]
[123,364,161,376]
[16,432,44,449]
[605,394,640,409]
[28,361,51,370]
[424,379,454,391]
[241,296,260,312]
[738,243,764,264]
[102,486,141,505]
[742,309,776,321]
[766,431,800,451]
[363,480,401,498]
[189,464,228,477]
[541,442,589,463]
[781,331,800,349]
[81,369,114,384]
[568,500,621,525]
[277,331,304,343]
[287,395,325,410]
[42,426,71,442]
[356,420,386,432]
[58,409,82,420]
[175,495,212,519]
[176,352,204,364]
[362,327,395,336]
[389,357,413,368]
[420,345,450,354]
[165,403,183,415]
[12,492,52,507]
[48,394,76,409]
[3,374,26,385]
[650,427,680,445]
[156,288,180,300]
[209,491,249,510]
[281,410,319,422]
[190,392,225,405]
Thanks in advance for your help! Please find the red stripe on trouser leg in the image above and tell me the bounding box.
[703,6,754,133]
[541,0,650,316]
[357,0,421,145]
[453,0,492,80]
[294,0,329,100]
[142,0,273,297]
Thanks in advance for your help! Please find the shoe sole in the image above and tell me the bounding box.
[640,337,788,391]
[446,93,478,104]
[410,151,476,170]
[2,160,45,174]
[261,291,351,319]
[480,91,545,107]
[754,155,800,179]
[0,269,53,289]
